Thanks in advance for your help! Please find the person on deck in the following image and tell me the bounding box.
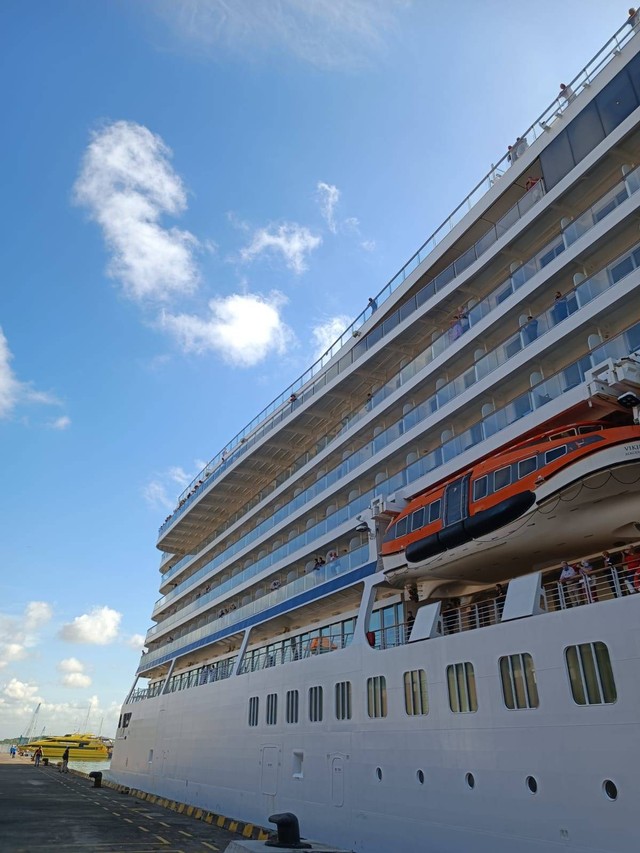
[60,747,70,773]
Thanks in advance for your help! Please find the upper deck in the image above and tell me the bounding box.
[157,18,640,558]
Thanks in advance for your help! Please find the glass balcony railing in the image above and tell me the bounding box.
[157,172,640,609]
[142,544,370,668]
[158,19,636,539]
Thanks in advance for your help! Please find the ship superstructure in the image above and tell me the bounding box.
[112,19,640,853]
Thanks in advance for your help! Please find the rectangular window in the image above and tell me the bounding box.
[473,476,488,501]
[248,696,259,727]
[494,466,512,491]
[565,642,617,705]
[404,670,429,716]
[122,713,131,729]
[335,681,352,720]
[447,662,478,713]
[286,689,299,724]
[395,517,408,538]
[518,456,537,478]
[266,693,278,725]
[499,653,539,709]
[309,686,323,722]
[545,445,567,464]
[411,508,425,531]
[429,499,441,523]
[596,69,638,135]
[367,675,388,718]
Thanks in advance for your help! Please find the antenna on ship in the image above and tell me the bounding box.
[82,703,91,732]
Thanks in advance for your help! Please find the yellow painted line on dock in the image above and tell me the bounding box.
[194,808,203,819]
[178,830,193,837]
[124,817,133,823]
[201,843,219,851]
[216,816,225,828]
[242,823,254,838]
[186,805,194,816]
[155,835,170,845]
[159,821,171,828]
[228,821,238,832]
[137,825,149,832]
[112,811,120,816]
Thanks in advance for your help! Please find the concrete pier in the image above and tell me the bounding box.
[0,754,247,851]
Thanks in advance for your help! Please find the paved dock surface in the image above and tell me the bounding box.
[0,758,244,852]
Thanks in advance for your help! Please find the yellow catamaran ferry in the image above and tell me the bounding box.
[21,734,112,761]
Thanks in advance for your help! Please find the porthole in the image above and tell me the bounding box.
[465,772,475,789]
[526,775,538,794]
[603,779,618,801]
[376,767,383,781]
[417,769,425,785]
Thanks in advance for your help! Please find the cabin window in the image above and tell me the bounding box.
[499,653,539,709]
[518,456,537,478]
[122,713,131,729]
[447,662,478,713]
[395,516,409,538]
[545,445,567,464]
[248,696,259,727]
[404,670,429,716]
[550,429,576,440]
[565,642,617,705]
[286,689,299,724]
[493,466,512,491]
[367,676,388,718]
[411,508,425,531]
[309,686,323,722]
[429,500,442,523]
[335,681,352,720]
[578,424,603,434]
[266,693,278,725]
[473,476,488,501]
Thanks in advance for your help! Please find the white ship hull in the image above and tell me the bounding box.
[112,593,639,853]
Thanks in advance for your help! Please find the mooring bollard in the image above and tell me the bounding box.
[89,771,102,788]
[42,758,49,767]
[266,812,311,849]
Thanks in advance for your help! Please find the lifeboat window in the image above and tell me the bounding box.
[578,424,603,434]
[545,445,567,464]
[494,466,512,491]
[411,508,425,531]
[473,476,488,501]
[429,499,442,523]
[518,456,537,478]
[395,516,409,538]
[550,428,576,440]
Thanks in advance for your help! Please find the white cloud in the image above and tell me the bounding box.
[57,658,91,688]
[240,224,321,274]
[3,678,39,702]
[312,315,352,360]
[161,291,293,367]
[168,466,192,487]
[126,634,146,651]
[74,121,200,302]
[0,328,61,420]
[154,0,408,70]
[48,415,71,430]
[59,606,122,645]
[0,601,53,670]
[316,182,340,234]
[143,480,174,511]
[61,672,92,688]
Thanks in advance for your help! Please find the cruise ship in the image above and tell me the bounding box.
[111,17,640,853]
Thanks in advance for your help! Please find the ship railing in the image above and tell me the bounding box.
[238,630,355,674]
[158,17,636,537]
[128,682,165,703]
[543,567,639,611]
[159,164,640,587]
[143,545,370,665]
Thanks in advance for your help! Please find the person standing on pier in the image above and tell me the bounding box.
[34,746,43,767]
[60,747,70,773]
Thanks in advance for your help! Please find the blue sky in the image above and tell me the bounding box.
[0,0,619,738]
